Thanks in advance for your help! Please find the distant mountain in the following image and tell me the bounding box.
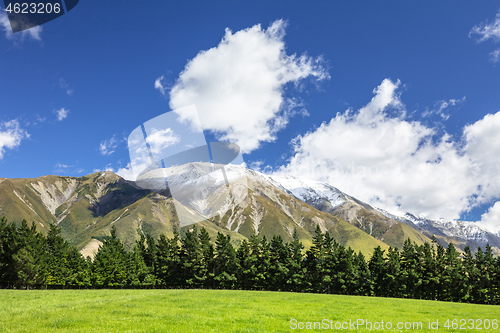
[269,175,433,250]
[2,166,494,258]
[379,211,500,255]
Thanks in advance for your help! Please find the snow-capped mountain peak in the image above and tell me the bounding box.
[268,174,347,210]
[376,209,500,248]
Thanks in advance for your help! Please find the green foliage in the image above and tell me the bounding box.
[214,232,237,288]
[1,216,500,306]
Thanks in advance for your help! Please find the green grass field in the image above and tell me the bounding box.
[0,289,498,332]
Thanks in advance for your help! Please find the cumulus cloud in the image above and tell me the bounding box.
[480,202,500,233]
[99,136,118,156]
[470,10,500,42]
[145,128,180,155]
[276,79,500,229]
[169,20,329,153]
[470,9,500,63]
[423,97,466,121]
[0,9,42,41]
[55,108,69,121]
[154,76,167,95]
[0,119,28,159]
[115,163,136,180]
[490,49,500,63]
[463,112,500,202]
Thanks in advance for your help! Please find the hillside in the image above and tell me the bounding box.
[270,175,433,249]
[0,168,394,256]
[1,166,477,257]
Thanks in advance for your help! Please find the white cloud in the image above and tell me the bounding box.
[479,202,500,233]
[169,20,329,153]
[92,164,114,174]
[0,9,42,41]
[55,162,71,169]
[55,108,69,121]
[490,49,500,63]
[59,78,74,96]
[470,10,500,42]
[115,162,139,181]
[54,162,85,174]
[0,119,28,159]
[145,128,180,155]
[154,76,167,95]
[99,136,118,156]
[463,112,500,202]
[470,9,500,63]
[423,97,466,121]
[276,79,500,226]
[54,162,72,173]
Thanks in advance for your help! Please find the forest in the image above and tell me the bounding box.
[0,217,499,305]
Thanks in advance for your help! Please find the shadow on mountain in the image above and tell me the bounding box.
[88,180,152,217]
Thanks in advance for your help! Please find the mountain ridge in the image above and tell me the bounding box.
[0,167,497,256]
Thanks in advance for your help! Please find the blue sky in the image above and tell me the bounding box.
[1,1,500,229]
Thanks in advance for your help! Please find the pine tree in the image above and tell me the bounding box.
[126,233,155,287]
[400,239,421,298]
[443,243,466,302]
[337,247,357,295]
[156,231,182,287]
[483,244,496,304]
[256,236,271,290]
[321,232,337,294]
[353,252,371,296]
[268,235,290,291]
[198,227,214,288]
[213,233,237,289]
[0,217,19,287]
[180,227,205,287]
[304,225,325,292]
[473,246,493,304]
[66,246,91,287]
[245,235,266,290]
[45,223,70,286]
[432,242,447,300]
[384,247,402,298]
[420,242,438,300]
[236,239,253,290]
[14,220,47,289]
[462,246,477,303]
[92,225,128,287]
[144,234,158,278]
[493,255,500,305]
[368,246,385,296]
[286,229,305,292]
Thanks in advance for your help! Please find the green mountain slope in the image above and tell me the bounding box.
[0,168,433,258]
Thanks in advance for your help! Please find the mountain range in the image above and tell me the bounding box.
[0,166,498,258]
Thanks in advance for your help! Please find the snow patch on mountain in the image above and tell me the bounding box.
[376,208,499,243]
[268,175,347,209]
[404,213,491,243]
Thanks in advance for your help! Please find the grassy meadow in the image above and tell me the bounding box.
[0,289,499,332]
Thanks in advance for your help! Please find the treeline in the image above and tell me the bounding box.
[0,217,499,305]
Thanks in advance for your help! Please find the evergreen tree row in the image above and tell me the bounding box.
[1,217,499,305]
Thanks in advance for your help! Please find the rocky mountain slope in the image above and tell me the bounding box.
[381,211,500,254]
[0,168,388,257]
[1,166,495,257]
[269,175,432,250]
